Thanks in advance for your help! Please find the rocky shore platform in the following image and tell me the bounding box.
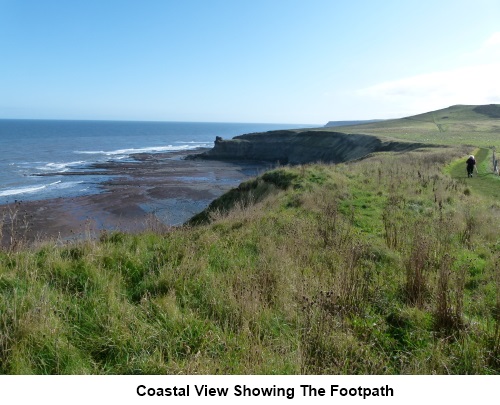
[0,149,270,247]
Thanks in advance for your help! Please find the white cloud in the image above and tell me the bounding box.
[354,33,500,117]
[363,66,500,119]
[361,63,500,100]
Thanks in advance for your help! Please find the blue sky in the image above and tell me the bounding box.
[1,0,499,124]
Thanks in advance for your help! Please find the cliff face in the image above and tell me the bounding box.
[196,130,430,164]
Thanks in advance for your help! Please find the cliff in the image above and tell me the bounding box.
[194,130,432,164]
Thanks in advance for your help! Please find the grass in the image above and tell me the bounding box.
[2,141,500,374]
[445,147,500,200]
[321,104,500,149]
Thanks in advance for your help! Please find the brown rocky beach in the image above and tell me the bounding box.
[0,149,270,247]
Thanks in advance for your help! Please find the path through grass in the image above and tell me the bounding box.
[447,147,500,200]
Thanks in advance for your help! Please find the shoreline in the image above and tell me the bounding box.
[0,149,271,247]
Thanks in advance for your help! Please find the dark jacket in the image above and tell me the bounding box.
[466,156,476,167]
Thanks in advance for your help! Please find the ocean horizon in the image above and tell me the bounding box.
[0,119,311,205]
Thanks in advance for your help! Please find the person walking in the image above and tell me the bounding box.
[466,155,476,178]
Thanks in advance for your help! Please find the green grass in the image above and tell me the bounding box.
[446,147,500,200]
[2,143,500,374]
[319,104,500,149]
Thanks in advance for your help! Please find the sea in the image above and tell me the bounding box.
[0,119,309,205]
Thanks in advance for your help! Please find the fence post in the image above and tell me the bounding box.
[494,149,499,175]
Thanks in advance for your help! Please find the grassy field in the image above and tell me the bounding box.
[320,104,500,149]
[1,137,500,374]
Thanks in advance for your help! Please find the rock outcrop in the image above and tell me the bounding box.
[194,130,431,164]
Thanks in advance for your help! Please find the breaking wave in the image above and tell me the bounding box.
[0,181,62,197]
[74,143,212,156]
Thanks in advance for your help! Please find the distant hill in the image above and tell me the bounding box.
[322,104,500,148]
[194,104,500,164]
[324,119,384,128]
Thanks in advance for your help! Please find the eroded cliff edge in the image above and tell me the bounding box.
[193,130,433,164]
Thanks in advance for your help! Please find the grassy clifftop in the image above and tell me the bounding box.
[197,130,432,164]
[195,104,499,165]
[2,143,500,374]
[1,104,499,374]
[321,104,500,148]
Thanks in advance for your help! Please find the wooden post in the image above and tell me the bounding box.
[494,149,499,175]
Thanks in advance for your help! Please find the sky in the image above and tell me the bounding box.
[0,0,499,124]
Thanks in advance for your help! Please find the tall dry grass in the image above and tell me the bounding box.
[1,146,500,374]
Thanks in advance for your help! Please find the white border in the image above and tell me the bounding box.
[1,375,497,404]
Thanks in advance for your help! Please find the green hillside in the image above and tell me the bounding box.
[324,104,500,148]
